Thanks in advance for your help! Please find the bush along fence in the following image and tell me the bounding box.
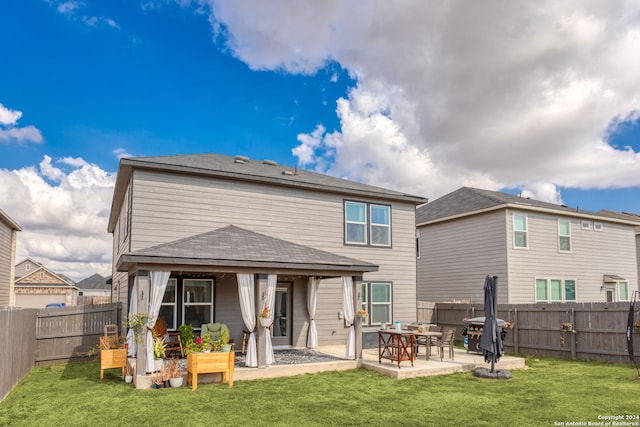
[431,301,640,364]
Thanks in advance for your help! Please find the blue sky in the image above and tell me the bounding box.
[1,1,640,280]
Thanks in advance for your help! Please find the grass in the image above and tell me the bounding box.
[0,356,638,426]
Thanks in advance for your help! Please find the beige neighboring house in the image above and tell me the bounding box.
[14,258,78,308]
[108,153,427,370]
[0,208,21,306]
[416,187,640,304]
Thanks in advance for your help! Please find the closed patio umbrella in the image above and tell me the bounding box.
[627,291,639,378]
[480,275,502,373]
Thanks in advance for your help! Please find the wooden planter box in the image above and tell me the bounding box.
[100,349,127,382]
[187,351,234,390]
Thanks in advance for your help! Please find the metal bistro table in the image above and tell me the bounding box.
[378,329,415,368]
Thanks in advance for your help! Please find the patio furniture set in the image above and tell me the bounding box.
[377,324,456,368]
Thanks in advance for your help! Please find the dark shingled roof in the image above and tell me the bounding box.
[416,187,640,225]
[117,225,378,274]
[76,273,111,290]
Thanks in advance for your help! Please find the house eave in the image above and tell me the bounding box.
[117,254,379,275]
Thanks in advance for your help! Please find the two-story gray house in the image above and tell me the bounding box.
[416,187,640,304]
[108,153,427,375]
[0,208,21,306]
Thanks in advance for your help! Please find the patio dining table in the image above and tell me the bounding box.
[413,331,442,360]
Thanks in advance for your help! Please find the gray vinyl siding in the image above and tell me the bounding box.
[0,222,13,306]
[417,210,508,304]
[111,183,131,310]
[128,170,418,346]
[507,209,638,303]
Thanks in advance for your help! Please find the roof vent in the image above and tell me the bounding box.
[282,170,294,176]
[234,155,250,164]
[263,159,277,166]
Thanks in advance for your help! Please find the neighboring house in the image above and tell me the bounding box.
[598,210,640,295]
[108,153,427,369]
[14,258,78,308]
[416,187,640,304]
[0,208,21,306]
[76,273,112,304]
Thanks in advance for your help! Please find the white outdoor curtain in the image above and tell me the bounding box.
[306,277,319,349]
[125,281,138,357]
[237,273,257,367]
[145,271,170,373]
[342,276,356,359]
[265,274,277,365]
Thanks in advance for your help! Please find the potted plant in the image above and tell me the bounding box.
[167,358,183,387]
[96,333,127,382]
[259,306,271,327]
[356,309,369,324]
[125,312,150,343]
[178,323,195,347]
[220,328,232,352]
[124,363,134,383]
[561,322,574,332]
[152,336,167,371]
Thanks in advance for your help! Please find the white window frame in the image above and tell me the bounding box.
[161,278,178,330]
[594,222,603,231]
[581,220,591,230]
[558,219,571,253]
[182,278,214,330]
[344,201,392,247]
[370,204,391,247]
[618,281,629,302]
[535,277,578,303]
[360,282,392,326]
[345,201,368,245]
[513,213,528,249]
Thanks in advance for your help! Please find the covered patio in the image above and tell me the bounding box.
[118,225,378,388]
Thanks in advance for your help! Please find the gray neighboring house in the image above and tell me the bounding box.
[416,187,640,304]
[108,153,427,369]
[0,208,21,306]
[76,273,112,304]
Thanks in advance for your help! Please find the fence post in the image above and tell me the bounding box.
[570,307,576,360]
[514,307,519,354]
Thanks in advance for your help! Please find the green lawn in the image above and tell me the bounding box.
[0,357,638,426]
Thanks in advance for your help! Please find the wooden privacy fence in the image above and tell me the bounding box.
[35,302,123,366]
[431,301,640,364]
[0,307,37,402]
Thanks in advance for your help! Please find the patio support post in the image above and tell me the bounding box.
[134,270,150,388]
[256,274,268,368]
[353,275,363,361]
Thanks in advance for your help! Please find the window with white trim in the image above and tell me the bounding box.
[594,222,603,231]
[159,278,177,330]
[535,278,577,303]
[513,213,528,248]
[183,279,214,330]
[558,219,571,252]
[344,201,391,247]
[581,220,591,230]
[361,282,391,325]
[619,281,629,301]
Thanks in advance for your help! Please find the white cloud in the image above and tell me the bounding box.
[0,103,43,144]
[46,0,120,31]
[183,0,640,204]
[113,147,133,159]
[0,156,115,281]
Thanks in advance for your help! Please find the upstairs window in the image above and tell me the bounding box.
[345,201,367,244]
[345,201,391,247]
[513,214,528,248]
[558,219,571,252]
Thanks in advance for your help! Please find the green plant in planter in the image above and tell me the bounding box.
[220,327,230,345]
[153,336,167,359]
[178,324,195,346]
[125,313,150,343]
